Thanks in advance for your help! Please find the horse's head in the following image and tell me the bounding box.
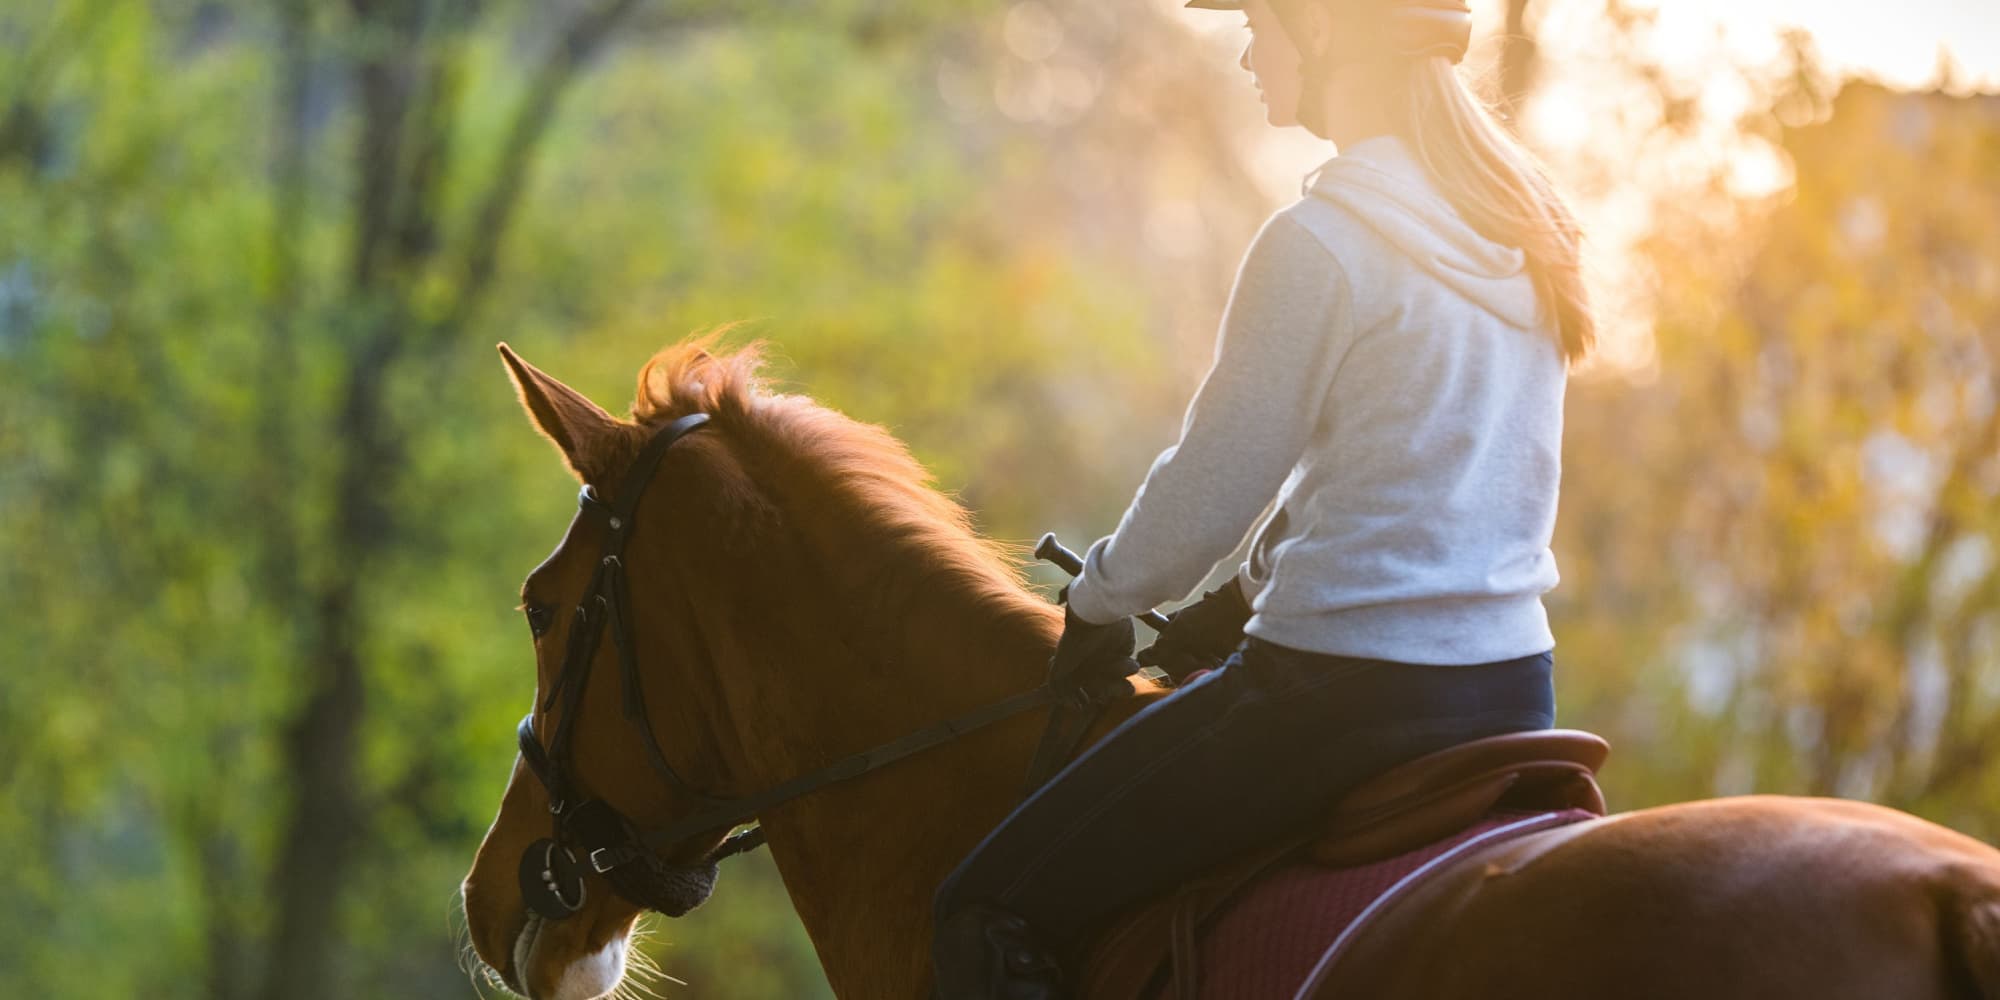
[464,336,1068,998]
[463,341,781,999]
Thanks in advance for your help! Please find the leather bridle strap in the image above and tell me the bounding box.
[533,412,722,815]
[526,408,1134,880]
[586,682,1068,871]
[647,673,1133,872]
[582,412,725,806]
[601,563,707,799]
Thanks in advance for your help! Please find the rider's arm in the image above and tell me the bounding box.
[1064,210,1353,626]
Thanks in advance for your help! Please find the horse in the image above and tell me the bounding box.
[461,337,2000,1000]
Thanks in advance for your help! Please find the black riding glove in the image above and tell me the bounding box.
[1137,577,1251,683]
[1047,606,1137,705]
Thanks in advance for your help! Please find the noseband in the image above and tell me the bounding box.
[514,411,1127,921]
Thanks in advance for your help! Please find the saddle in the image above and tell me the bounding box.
[1081,728,1610,999]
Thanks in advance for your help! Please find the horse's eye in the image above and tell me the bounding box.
[524,603,553,639]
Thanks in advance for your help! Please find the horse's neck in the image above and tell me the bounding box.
[736,577,1094,997]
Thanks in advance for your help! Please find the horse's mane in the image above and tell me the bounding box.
[628,332,1043,621]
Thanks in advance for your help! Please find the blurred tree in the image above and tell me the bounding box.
[0,0,1269,996]
[28,0,1996,997]
[255,0,662,993]
[1555,82,2000,830]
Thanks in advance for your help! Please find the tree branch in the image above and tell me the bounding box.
[1883,375,2000,797]
[432,0,647,345]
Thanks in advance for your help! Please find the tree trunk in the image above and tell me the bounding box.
[256,2,646,994]
[257,0,417,992]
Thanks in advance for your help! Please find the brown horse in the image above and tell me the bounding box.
[462,337,2000,1000]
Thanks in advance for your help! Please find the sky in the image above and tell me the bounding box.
[1626,0,2000,92]
[1238,0,2000,179]
[1532,0,1997,370]
[1520,0,1998,158]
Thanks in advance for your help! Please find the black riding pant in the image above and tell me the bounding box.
[931,637,1556,963]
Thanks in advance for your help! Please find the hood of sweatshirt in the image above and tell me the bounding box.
[1304,135,1542,331]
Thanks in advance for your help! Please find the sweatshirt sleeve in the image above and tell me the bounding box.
[1064,210,1354,625]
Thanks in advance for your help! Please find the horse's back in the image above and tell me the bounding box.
[1317,795,2000,999]
[1082,728,1612,1000]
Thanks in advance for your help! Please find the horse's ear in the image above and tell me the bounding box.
[498,343,617,482]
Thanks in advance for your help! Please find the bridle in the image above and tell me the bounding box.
[513,411,1129,921]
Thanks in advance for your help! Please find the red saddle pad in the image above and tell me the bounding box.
[1157,807,1599,999]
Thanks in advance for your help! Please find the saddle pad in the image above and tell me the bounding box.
[1155,808,1599,999]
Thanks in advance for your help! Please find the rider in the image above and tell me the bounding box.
[931,0,1596,994]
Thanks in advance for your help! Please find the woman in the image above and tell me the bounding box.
[932,0,1593,995]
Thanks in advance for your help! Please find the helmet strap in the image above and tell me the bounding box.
[1272,0,1336,136]
[1270,0,1470,138]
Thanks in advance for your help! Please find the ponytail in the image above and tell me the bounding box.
[1399,58,1595,363]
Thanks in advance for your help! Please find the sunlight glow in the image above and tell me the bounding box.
[1220,0,1998,376]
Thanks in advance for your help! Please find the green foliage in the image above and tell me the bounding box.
[5,0,1997,996]
[0,0,1172,995]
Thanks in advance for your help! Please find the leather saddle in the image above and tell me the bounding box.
[1082,728,1611,999]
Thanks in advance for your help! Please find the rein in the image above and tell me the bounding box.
[514,411,1128,920]
[591,682,1067,872]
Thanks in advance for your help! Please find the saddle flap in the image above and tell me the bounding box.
[1082,841,1295,1000]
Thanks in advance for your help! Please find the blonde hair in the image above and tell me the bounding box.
[1397,58,1594,363]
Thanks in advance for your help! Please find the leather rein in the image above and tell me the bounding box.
[513,412,1127,919]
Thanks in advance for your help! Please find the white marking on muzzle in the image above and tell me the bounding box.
[509,914,627,1000]
[552,935,625,1000]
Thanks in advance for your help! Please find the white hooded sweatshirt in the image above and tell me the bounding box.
[1064,134,1565,666]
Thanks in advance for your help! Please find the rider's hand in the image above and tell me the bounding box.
[1047,606,1137,702]
[1137,577,1251,683]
